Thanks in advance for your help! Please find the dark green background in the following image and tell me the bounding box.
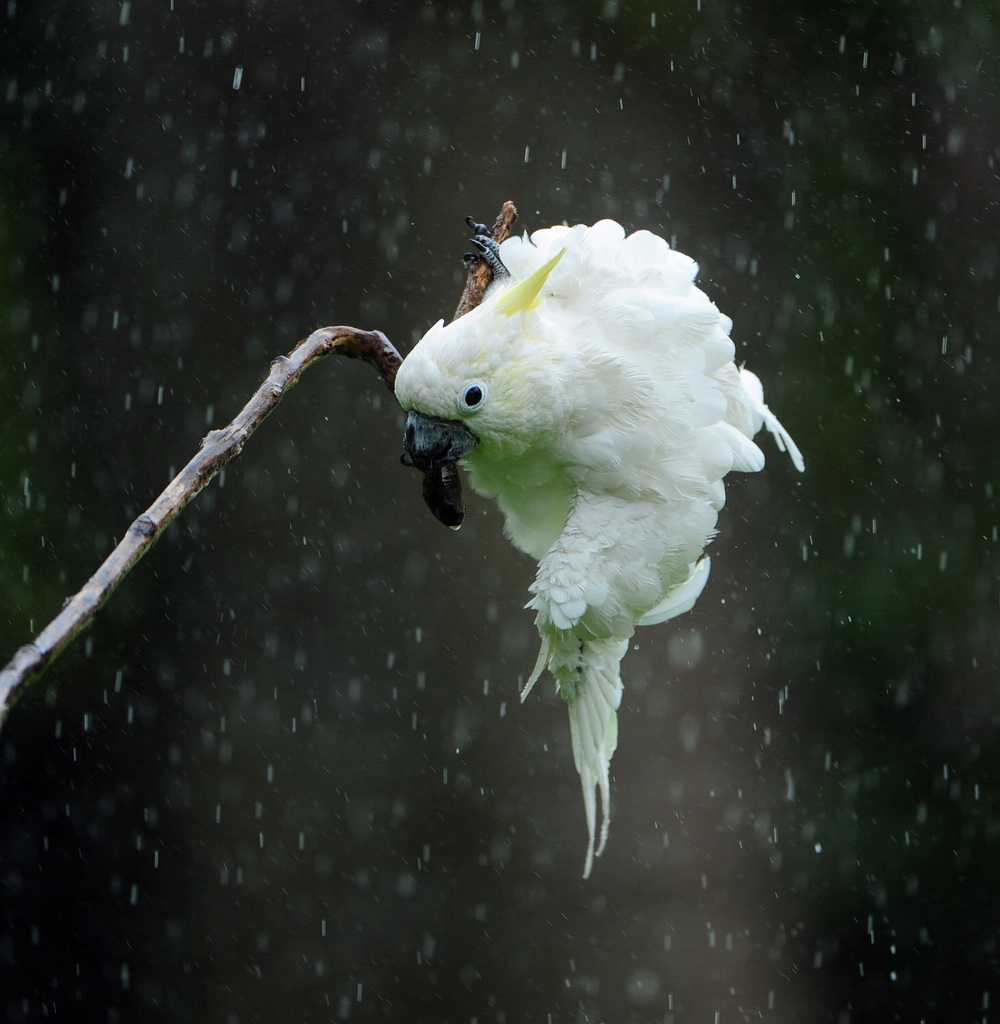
[2,2,998,1021]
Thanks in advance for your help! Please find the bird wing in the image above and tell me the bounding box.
[635,556,712,626]
[527,490,707,641]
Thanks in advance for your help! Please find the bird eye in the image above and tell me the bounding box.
[460,382,487,411]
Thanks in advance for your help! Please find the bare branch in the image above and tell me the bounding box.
[0,327,400,723]
[0,200,518,728]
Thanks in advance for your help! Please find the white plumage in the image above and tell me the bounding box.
[394,219,803,877]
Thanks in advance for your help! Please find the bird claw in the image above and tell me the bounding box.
[468,234,510,278]
[465,216,491,236]
[462,219,510,279]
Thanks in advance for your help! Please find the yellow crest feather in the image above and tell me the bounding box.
[497,248,566,316]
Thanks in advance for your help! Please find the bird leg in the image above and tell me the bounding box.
[464,233,510,280]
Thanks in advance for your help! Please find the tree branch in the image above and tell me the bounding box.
[0,201,517,727]
[0,328,400,722]
[453,200,518,319]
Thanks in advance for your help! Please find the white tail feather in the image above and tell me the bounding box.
[740,368,805,473]
[542,636,628,877]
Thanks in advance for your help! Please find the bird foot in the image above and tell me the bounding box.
[463,217,510,278]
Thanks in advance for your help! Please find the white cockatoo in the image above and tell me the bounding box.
[394,219,804,877]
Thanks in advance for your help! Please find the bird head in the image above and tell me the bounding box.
[394,248,567,474]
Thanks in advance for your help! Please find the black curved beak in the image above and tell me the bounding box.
[401,410,479,474]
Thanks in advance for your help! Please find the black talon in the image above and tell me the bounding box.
[463,215,510,278]
[468,234,510,278]
[465,216,491,236]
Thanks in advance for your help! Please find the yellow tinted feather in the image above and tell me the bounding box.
[497,248,566,316]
